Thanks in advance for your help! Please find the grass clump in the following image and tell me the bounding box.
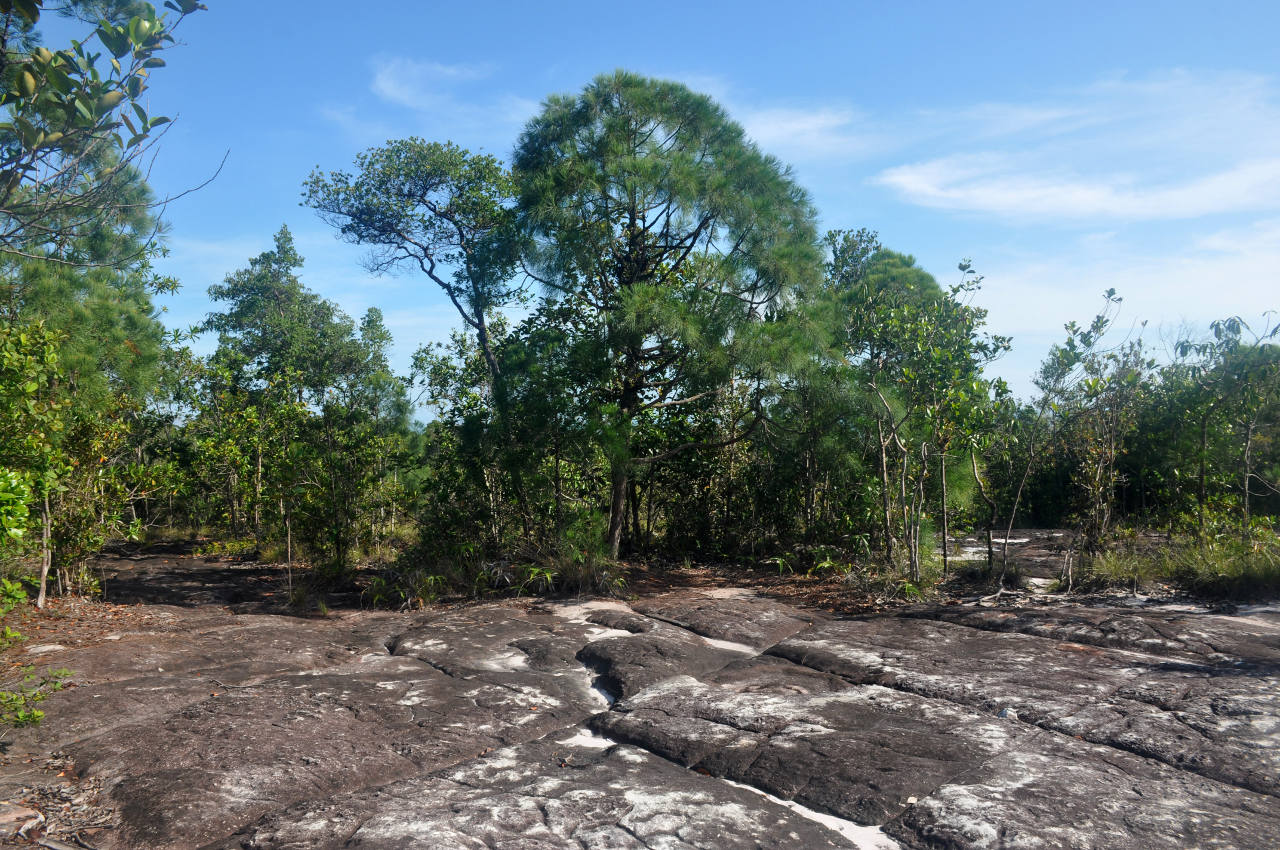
[1087,549,1160,594]
[1078,530,1280,600]
[1159,536,1280,599]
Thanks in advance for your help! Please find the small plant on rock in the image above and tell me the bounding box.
[0,667,70,730]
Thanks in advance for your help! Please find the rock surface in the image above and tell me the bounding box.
[2,554,1278,849]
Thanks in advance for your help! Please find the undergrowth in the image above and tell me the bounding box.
[1082,532,1280,599]
[0,577,71,732]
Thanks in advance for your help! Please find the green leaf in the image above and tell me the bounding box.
[12,116,38,147]
[128,17,153,44]
[44,64,71,95]
[98,90,126,112]
[16,69,36,99]
[97,27,131,59]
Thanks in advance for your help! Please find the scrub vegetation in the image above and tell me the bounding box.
[2,2,1278,633]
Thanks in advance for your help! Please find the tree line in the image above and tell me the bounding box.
[1,11,1277,609]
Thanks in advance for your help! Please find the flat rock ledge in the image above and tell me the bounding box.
[3,591,1278,849]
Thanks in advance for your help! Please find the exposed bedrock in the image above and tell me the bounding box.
[6,590,1278,849]
[770,611,1280,798]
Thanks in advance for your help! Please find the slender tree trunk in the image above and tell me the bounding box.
[473,309,503,403]
[36,492,51,609]
[912,443,927,584]
[644,486,654,553]
[228,470,240,536]
[606,375,639,560]
[1197,410,1209,540]
[899,442,914,580]
[1243,417,1255,538]
[1002,440,1038,575]
[254,446,263,544]
[629,479,641,555]
[939,449,950,578]
[971,450,998,571]
[484,466,501,551]
[725,437,738,546]
[284,501,293,598]
[553,440,564,536]
[876,419,895,564]
[803,419,816,541]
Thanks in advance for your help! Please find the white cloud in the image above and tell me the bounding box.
[876,154,1280,220]
[370,58,494,111]
[317,55,537,153]
[959,213,1280,398]
[638,71,880,162]
[740,106,876,160]
[981,218,1280,348]
[874,70,1280,222]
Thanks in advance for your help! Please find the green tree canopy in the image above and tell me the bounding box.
[512,70,821,556]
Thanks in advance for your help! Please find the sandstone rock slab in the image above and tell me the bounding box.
[208,730,880,849]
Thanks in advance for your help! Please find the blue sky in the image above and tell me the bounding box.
[48,0,1280,398]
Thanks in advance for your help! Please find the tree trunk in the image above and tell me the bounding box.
[607,460,627,560]
[876,419,895,564]
[1197,410,1209,539]
[971,450,998,572]
[285,502,293,598]
[629,479,641,555]
[253,445,263,544]
[36,492,51,609]
[228,470,240,536]
[553,439,564,536]
[939,449,950,578]
[803,419,816,541]
[899,441,911,574]
[645,487,655,552]
[606,368,639,561]
[390,469,397,537]
[1001,439,1038,576]
[1243,417,1255,538]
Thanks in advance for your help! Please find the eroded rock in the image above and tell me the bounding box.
[4,578,1277,850]
[633,591,819,650]
[908,603,1280,668]
[886,726,1280,850]
[206,732,868,849]
[593,661,1034,825]
[771,615,1280,797]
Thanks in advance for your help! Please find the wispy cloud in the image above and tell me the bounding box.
[972,216,1280,397]
[369,58,495,111]
[316,104,396,147]
[316,55,537,154]
[739,106,876,160]
[639,71,881,162]
[873,71,1280,222]
[876,154,1280,220]
[982,218,1280,338]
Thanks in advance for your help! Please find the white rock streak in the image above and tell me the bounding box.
[722,778,902,849]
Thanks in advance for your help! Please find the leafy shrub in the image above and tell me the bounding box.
[0,666,70,729]
[0,580,71,731]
